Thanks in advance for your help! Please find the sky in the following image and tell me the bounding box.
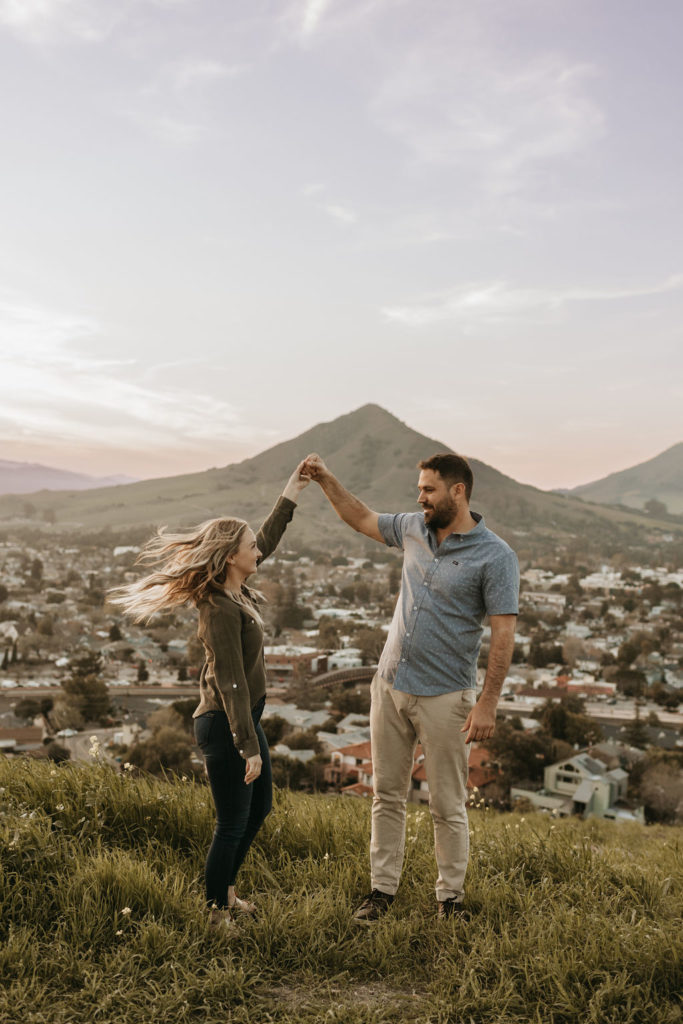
[1,0,681,490]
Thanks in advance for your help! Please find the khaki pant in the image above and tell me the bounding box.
[369,673,474,902]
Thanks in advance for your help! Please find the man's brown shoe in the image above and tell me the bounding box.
[352,889,395,925]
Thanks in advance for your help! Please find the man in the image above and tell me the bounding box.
[303,451,519,922]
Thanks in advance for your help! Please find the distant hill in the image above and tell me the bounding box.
[0,459,136,496]
[0,405,678,553]
[570,443,683,515]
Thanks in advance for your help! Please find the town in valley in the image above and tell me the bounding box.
[2,523,682,827]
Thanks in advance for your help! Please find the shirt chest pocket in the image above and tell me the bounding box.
[432,560,482,604]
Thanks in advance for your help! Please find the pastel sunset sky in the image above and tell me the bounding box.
[1,0,681,489]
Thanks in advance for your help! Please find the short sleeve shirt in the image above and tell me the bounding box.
[377,511,519,696]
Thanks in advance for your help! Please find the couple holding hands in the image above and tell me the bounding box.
[113,450,519,928]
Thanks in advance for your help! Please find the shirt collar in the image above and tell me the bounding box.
[426,510,485,546]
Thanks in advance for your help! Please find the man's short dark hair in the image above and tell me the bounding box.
[417,453,474,502]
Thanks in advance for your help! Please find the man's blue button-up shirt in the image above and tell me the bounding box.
[376,511,519,696]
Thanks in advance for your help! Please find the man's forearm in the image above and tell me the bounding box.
[318,472,372,532]
[479,631,515,710]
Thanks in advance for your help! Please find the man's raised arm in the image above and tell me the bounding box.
[303,453,383,543]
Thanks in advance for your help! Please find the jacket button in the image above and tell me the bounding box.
[233,684,237,688]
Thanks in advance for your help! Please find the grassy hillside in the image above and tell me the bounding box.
[0,405,679,555]
[1,757,681,1024]
[571,442,683,515]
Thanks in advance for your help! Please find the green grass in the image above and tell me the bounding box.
[1,758,681,1024]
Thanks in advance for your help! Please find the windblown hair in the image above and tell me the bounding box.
[108,517,263,624]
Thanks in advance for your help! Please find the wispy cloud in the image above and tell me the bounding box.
[300,183,358,226]
[285,0,387,45]
[382,274,683,327]
[0,0,123,44]
[371,25,604,197]
[301,0,333,38]
[323,203,357,224]
[148,56,248,94]
[0,296,251,449]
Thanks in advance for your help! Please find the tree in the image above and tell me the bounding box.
[355,626,386,665]
[485,720,555,787]
[109,623,123,642]
[644,498,668,517]
[51,697,85,732]
[171,699,197,733]
[137,660,149,682]
[127,727,193,777]
[639,761,683,823]
[528,641,564,668]
[624,704,649,749]
[30,557,44,587]
[615,668,647,698]
[538,698,602,746]
[177,662,188,682]
[275,583,311,630]
[317,617,340,650]
[0,583,8,604]
[261,715,287,747]
[45,740,71,763]
[63,650,111,724]
[331,685,371,716]
[15,697,53,722]
[286,729,322,753]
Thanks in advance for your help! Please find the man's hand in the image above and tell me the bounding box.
[302,452,329,482]
[461,701,497,744]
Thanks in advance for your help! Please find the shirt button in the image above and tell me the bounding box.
[405,632,410,636]
[232,732,237,737]
[233,684,237,689]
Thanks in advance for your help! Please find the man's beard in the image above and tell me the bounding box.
[423,496,457,530]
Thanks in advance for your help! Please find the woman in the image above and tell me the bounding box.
[110,463,310,926]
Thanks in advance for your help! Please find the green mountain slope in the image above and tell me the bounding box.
[570,442,683,514]
[0,405,678,551]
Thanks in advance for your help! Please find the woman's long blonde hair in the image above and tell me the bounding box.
[109,517,263,624]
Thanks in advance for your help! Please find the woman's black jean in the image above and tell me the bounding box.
[194,698,271,909]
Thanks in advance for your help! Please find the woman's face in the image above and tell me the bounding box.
[229,527,261,580]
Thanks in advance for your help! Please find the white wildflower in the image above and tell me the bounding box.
[56,804,64,811]
[121,907,131,916]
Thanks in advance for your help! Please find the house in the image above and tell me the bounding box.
[0,726,45,755]
[325,740,372,787]
[467,745,501,792]
[263,645,322,679]
[511,751,644,823]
